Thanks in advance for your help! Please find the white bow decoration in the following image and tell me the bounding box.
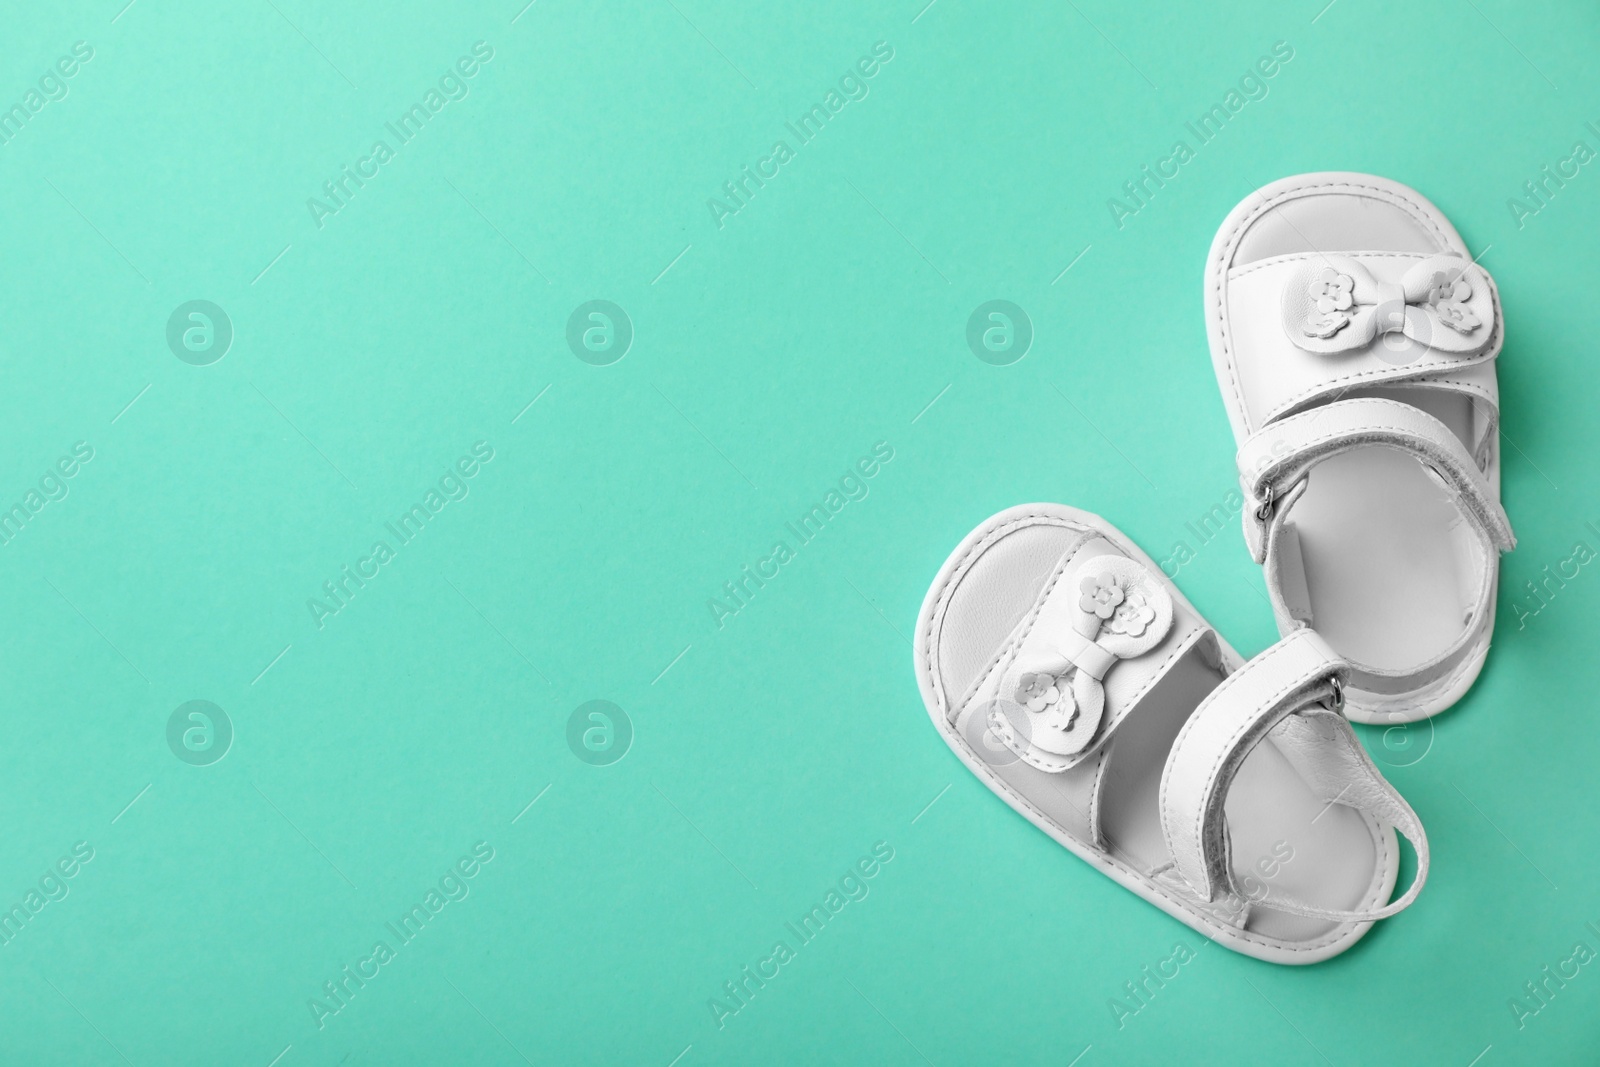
[1280,253,1494,357]
[992,555,1174,773]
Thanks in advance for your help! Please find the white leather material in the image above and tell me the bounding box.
[937,524,1094,705]
[966,540,1192,771]
[1226,252,1501,430]
[1238,396,1515,562]
[1161,630,1340,899]
[950,699,1107,845]
[1236,190,1436,262]
[1268,522,1314,627]
[914,504,1417,965]
[1210,174,1502,440]
[1278,253,1495,357]
[1158,631,1428,922]
[1240,398,1509,700]
[1207,172,1513,722]
[1374,361,1501,468]
[1258,708,1428,921]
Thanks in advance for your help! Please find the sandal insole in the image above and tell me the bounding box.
[1288,389,1486,673]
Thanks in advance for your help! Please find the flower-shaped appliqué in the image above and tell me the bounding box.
[1016,672,1078,732]
[1303,268,1355,339]
[1079,574,1124,619]
[1107,589,1156,638]
[1310,268,1354,313]
[1038,689,1079,733]
[1425,269,1470,306]
[1016,671,1060,713]
[1425,270,1481,334]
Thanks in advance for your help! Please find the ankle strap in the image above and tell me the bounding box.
[1158,630,1429,923]
[1237,396,1515,565]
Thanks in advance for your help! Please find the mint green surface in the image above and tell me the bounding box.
[1,1,1596,1063]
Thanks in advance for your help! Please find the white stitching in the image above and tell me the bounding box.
[1227,248,1439,281]
[925,513,1088,721]
[1240,410,1509,543]
[1162,635,1325,891]
[952,534,1095,714]
[921,515,1379,955]
[1212,177,1461,436]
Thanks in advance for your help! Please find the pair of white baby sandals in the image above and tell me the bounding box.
[914,174,1513,963]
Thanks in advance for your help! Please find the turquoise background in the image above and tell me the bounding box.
[0,0,1595,1063]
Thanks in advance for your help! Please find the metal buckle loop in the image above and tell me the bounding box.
[1254,482,1276,521]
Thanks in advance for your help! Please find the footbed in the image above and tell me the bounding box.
[917,507,1396,961]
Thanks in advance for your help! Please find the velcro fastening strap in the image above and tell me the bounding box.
[1237,396,1515,564]
[1158,629,1430,923]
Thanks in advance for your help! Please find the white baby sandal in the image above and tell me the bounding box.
[913,504,1428,963]
[1206,172,1515,724]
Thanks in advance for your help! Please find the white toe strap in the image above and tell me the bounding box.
[1237,396,1515,565]
[1158,629,1429,923]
